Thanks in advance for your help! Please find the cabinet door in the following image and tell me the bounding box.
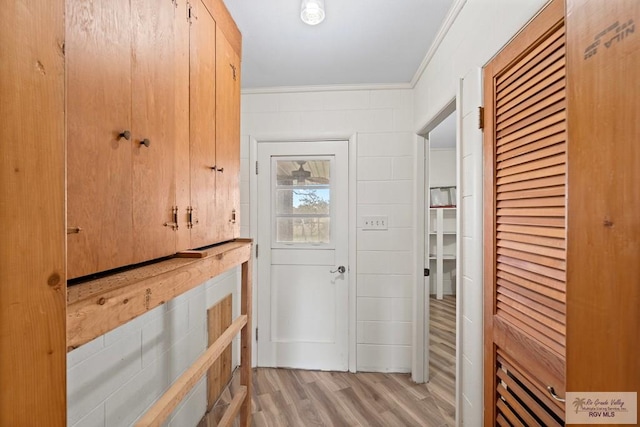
[175,0,192,252]
[215,26,241,240]
[66,0,133,279]
[566,0,640,403]
[131,0,177,263]
[189,0,218,248]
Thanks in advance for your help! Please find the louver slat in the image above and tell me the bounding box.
[497,154,565,179]
[495,354,564,426]
[496,231,564,249]
[497,134,565,164]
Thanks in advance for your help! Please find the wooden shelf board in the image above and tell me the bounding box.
[135,315,248,426]
[67,239,252,351]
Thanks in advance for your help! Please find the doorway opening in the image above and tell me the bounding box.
[425,111,457,424]
[413,98,459,425]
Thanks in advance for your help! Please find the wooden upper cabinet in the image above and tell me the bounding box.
[189,0,218,249]
[66,0,134,279]
[215,26,242,240]
[66,0,241,278]
[131,0,178,263]
[175,0,192,253]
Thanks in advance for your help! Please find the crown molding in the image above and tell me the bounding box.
[241,82,412,95]
[409,0,468,88]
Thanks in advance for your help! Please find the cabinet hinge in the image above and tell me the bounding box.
[255,244,259,258]
[255,161,258,175]
[478,106,485,130]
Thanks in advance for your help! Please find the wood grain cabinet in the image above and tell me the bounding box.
[185,0,241,250]
[67,0,241,279]
[214,24,241,242]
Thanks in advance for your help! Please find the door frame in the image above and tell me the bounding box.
[249,132,358,372]
[413,96,462,422]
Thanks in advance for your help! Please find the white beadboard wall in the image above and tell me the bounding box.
[67,269,241,427]
[412,0,548,425]
[241,89,415,372]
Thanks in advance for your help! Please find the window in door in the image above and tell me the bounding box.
[272,157,333,246]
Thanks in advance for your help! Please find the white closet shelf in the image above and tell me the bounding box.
[428,206,457,300]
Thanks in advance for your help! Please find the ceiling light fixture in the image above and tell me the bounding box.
[301,0,325,26]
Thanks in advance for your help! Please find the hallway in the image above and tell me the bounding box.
[203,296,457,427]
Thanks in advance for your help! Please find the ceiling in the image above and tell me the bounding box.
[222,0,455,89]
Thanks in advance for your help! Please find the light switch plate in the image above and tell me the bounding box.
[362,215,388,230]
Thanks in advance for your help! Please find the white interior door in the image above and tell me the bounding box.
[257,140,349,371]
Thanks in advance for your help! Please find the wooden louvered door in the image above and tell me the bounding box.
[483,0,567,425]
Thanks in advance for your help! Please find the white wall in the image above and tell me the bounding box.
[67,269,241,427]
[242,89,415,372]
[412,0,548,425]
[430,149,456,188]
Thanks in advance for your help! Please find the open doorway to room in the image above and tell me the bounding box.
[424,111,457,424]
[413,102,458,424]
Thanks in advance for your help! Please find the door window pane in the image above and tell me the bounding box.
[274,159,331,244]
[276,217,330,243]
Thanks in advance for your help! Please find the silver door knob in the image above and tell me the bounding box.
[330,266,346,274]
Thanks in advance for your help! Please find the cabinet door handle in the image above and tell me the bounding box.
[140,138,151,147]
[118,130,131,140]
[164,206,178,231]
[546,386,565,403]
[217,167,224,173]
[210,166,217,171]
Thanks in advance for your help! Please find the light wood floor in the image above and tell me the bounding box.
[202,295,456,427]
[427,295,456,426]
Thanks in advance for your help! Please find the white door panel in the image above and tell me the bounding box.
[271,265,337,343]
[270,249,335,265]
[257,140,349,371]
